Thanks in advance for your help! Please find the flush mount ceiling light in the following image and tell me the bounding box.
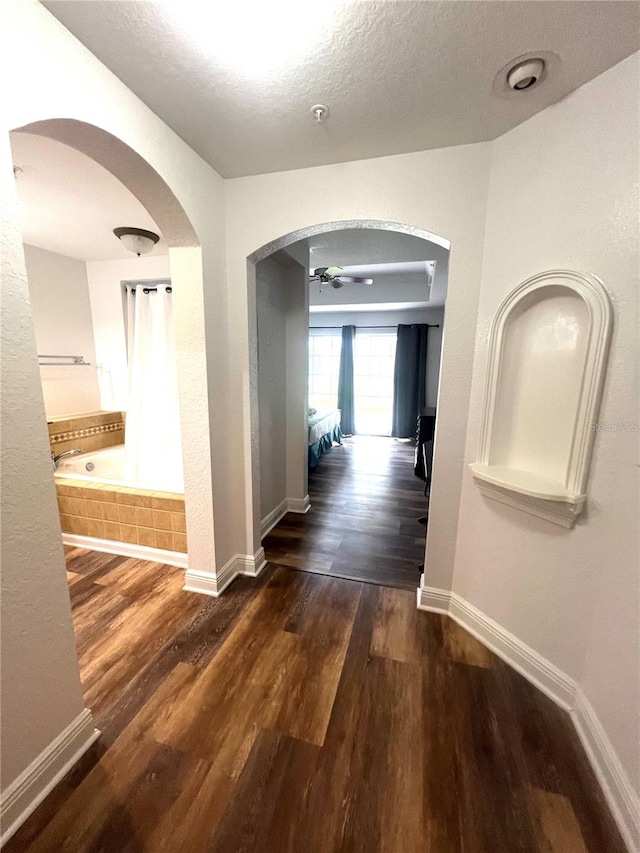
[113,227,159,257]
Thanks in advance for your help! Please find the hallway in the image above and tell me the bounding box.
[6,547,624,852]
[263,436,428,590]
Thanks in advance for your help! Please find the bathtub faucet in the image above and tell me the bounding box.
[52,448,83,470]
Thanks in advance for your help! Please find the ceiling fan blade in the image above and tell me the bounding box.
[334,276,374,285]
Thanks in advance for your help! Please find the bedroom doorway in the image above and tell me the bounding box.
[250,221,449,591]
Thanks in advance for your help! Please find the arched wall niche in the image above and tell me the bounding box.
[470,269,613,528]
[245,218,451,570]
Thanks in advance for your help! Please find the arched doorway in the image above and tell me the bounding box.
[11,117,217,583]
[246,219,451,590]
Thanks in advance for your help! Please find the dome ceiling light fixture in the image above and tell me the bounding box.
[113,226,159,256]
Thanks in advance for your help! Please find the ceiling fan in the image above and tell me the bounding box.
[309,266,374,289]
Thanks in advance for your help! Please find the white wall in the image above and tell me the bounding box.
[283,243,310,510]
[257,258,288,521]
[86,255,171,411]
[24,244,101,417]
[226,142,492,585]
[0,131,88,810]
[311,306,444,408]
[453,53,639,805]
[0,0,226,818]
[257,253,309,525]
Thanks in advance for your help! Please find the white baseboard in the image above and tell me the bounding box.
[572,689,640,853]
[260,496,310,540]
[183,548,268,597]
[243,547,268,577]
[417,584,638,851]
[287,495,311,514]
[451,592,576,711]
[0,708,100,847]
[62,533,187,569]
[418,585,575,709]
[416,584,451,614]
[261,500,288,538]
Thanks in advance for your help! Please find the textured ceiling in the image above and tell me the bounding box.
[43,1,639,178]
[10,132,167,261]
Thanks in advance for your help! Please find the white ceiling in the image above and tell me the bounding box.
[10,132,167,262]
[43,1,639,178]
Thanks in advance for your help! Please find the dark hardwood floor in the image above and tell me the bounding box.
[6,547,624,852]
[264,436,428,590]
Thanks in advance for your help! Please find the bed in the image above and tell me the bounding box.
[308,408,343,467]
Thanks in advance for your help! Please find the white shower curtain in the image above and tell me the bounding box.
[125,283,184,492]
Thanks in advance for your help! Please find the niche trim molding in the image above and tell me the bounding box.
[470,270,612,528]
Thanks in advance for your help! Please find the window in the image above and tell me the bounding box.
[354,332,397,435]
[308,332,342,412]
[308,328,398,435]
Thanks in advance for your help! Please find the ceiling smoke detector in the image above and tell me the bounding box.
[506,58,545,91]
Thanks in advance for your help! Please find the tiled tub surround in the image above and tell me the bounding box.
[56,479,187,555]
[48,410,125,456]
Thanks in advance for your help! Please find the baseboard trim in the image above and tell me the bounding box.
[183,548,268,597]
[451,593,576,711]
[243,547,268,578]
[62,533,187,568]
[287,495,311,514]
[416,584,451,614]
[261,500,288,538]
[572,689,640,853]
[0,708,100,847]
[417,584,638,851]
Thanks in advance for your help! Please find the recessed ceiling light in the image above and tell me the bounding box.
[493,51,559,100]
[507,58,545,91]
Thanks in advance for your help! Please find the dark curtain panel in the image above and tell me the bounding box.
[337,325,356,435]
[391,324,429,438]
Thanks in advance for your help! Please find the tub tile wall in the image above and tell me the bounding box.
[56,478,187,554]
[48,411,125,456]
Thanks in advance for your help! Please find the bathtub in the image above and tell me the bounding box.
[55,444,183,493]
[54,444,187,564]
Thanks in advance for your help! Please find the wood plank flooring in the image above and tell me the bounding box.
[6,548,625,852]
[264,436,428,590]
